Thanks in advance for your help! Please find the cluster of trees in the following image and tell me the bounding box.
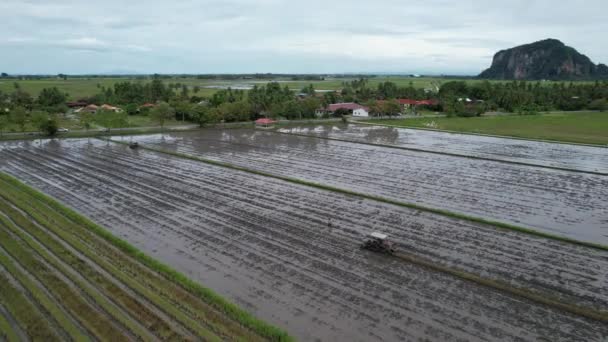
[0,84,69,136]
[439,80,608,114]
[200,82,322,122]
[88,79,174,105]
[335,79,429,104]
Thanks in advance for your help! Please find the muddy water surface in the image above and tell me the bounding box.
[1,139,607,341]
[278,124,608,173]
[128,130,608,244]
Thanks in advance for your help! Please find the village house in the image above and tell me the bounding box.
[397,99,439,110]
[99,104,123,113]
[316,102,370,117]
[74,104,99,114]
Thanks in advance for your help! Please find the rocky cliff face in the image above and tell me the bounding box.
[479,39,608,80]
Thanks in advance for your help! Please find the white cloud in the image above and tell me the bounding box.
[0,0,607,74]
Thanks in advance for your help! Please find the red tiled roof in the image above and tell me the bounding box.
[255,118,276,125]
[397,99,438,106]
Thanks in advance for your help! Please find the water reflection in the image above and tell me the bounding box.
[363,127,400,145]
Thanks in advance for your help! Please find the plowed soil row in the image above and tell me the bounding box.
[124,130,608,244]
[1,139,606,341]
[277,123,608,174]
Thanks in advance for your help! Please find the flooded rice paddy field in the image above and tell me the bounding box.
[128,129,608,244]
[278,124,608,174]
[0,139,607,341]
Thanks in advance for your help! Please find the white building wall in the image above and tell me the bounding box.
[352,108,369,117]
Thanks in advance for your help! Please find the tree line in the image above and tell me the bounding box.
[438,80,608,115]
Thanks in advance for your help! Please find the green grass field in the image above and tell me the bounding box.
[3,76,592,101]
[364,112,608,145]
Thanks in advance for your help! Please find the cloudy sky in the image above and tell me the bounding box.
[1,0,607,75]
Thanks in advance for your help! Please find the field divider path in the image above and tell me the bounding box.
[272,128,608,176]
[0,172,294,342]
[98,139,608,322]
[355,120,608,148]
[105,137,608,252]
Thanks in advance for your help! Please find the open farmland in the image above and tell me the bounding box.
[362,112,608,145]
[278,123,608,174]
[1,139,607,341]
[0,171,286,341]
[123,129,608,245]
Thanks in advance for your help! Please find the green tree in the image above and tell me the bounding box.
[10,107,28,132]
[300,97,321,118]
[38,87,67,108]
[300,84,315,96]
[79,112,94,132]
[588,98,607,112]
[11,90,33,109]
[0,115,8,137]
[124,103,139,116]
[382,99,402,117]
[30,110,49,133]
[95,110,128,132]
[366,100,382,117]
[40,116,59,136]
[150,102,175,131]
[171,100,192,122]
[191,105,211,127]
[180,85,190,99]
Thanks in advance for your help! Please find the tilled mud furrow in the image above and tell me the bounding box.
[278,124,608,173]
[126,130,608,243]
[1,139,608,341]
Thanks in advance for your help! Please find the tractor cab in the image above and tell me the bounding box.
[361,232,396,254]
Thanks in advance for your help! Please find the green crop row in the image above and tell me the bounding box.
[0,183,261,342]
[0,181,222,342]
[0,197,167,340]
[0,215,127,340]
[0,264,60,341]
[0,172,293,342]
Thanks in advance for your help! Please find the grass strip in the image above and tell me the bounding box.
[0,185,261,342]
[16,194,266,342]
[106,137,608,252]
[0,308,20,342]
[272,129,608,176]
[0,241,84,340]
[356,120,608,148]
[0,218,126,341]
[393,251,608,323]
[0,199,166,341]
[0,268,60,341]
[0,183,221,342]
[0,173,290,342]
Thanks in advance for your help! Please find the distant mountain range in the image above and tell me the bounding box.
[479,39,608,80]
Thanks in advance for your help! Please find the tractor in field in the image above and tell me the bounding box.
[361,232,396,255]
[129,141,139,149]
